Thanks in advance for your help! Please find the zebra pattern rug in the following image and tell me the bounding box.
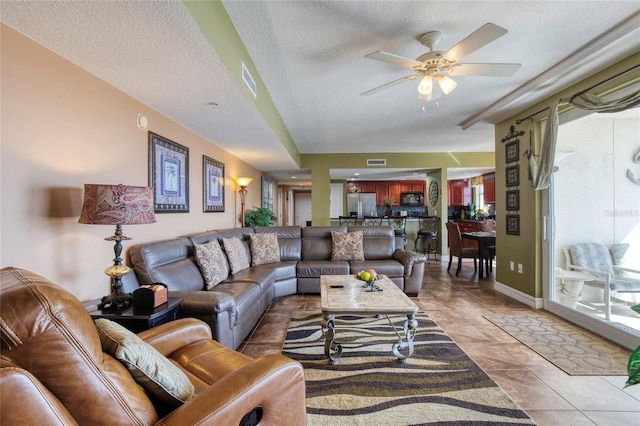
[283,311,534,426]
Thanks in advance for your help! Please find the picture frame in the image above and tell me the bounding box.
[506,214,520,235]
[262,177,274,209]
[506,189,520,211]
[505,140,519,163]
[506,165,520,187]
[203,156,225,212]
[149,132,189,213]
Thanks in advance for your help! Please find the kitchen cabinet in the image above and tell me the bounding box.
[388,183,401,205]
[375,184,388,205]
[400,183,425,193]
[448,179,471,206]
[347,180,425,206]
[482,173,496,204]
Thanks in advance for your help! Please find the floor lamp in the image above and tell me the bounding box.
[234,177,253,227]
[78,184,156,310]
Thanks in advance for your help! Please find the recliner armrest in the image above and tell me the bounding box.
[159,354,307,426]
[168,290,236,314]
[138,318,212,357]
[393,249,426,276]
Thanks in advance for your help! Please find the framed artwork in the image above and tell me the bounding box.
[262,177,274,209]
[149,132,189,213]
[203,156,225,212]
[506,165,520,187]
[506,190,520,211]
[506,214,520,235]
[505,140,519,163]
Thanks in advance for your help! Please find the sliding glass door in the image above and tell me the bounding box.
[544,109,640,350]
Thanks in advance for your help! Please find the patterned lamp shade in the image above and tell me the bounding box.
[78,184,156,225]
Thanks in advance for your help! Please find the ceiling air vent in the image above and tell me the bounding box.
[367,159,387,166]
[242,62,257,98]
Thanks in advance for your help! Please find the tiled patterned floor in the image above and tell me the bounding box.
[240,260,640,426]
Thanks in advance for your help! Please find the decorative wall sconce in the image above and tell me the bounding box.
[233,177,253,227]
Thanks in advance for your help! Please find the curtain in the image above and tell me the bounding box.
[527,88,640,191]
[527,100,559,190]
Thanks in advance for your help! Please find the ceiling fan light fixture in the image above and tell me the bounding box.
[437,75,457,95]
[417,75,433,95]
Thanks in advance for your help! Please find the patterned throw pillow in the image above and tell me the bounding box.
[223,237,250,274]
[250,233,281,266]
[331,231,364,261]
[194,240,229,289]
[94,318,195,407]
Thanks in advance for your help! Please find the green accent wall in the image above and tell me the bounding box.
[182,0,300,166]
[494,52,640,299]
[302,152,495,225]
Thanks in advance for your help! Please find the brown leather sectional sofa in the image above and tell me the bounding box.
[129,225,426,350]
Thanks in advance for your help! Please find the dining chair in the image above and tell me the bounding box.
[445,221,478,277]
[480,219,496,275]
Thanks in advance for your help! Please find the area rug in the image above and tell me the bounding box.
[484,315,631,376]
[283,311,533,425]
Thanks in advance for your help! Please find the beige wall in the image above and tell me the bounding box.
[0,24,264,301]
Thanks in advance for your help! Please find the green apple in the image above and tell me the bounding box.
[360,271,371,282]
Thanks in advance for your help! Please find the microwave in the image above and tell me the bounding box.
[400,192,424,206]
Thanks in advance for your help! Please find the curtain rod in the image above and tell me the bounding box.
[516,63,640,124]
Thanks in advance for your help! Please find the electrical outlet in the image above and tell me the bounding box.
[518,264,523,273]
[509,261,515,271]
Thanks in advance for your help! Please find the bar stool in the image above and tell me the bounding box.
[363,216,383,226]
[415,216,439,261]
[339,215,358,225]
[386,216,407,249]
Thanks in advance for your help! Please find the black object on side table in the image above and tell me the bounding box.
[84,297,182,333]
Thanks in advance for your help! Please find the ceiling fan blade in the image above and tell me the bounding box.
[449,63,521,77]
[442,23,508,62]
[360,74,419,96]
[364,51,423,69]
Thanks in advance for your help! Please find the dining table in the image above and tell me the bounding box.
[461,231,496,279]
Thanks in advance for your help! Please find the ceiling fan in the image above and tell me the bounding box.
[360,23,521,101]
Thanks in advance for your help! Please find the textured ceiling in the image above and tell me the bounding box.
[2,1,640,186]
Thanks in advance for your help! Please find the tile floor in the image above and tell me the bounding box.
[239,260,640,426]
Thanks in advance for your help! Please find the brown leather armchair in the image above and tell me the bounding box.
[0,267,307,425]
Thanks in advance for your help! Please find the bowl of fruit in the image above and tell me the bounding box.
[356,269,382,292]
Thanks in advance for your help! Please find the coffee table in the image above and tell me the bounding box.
[320,275,419,364]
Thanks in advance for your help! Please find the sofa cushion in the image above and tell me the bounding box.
[223,237,250,274]
[297,260,350,278]
[194,239,229,289]
[130,238,205,292]
[94,318,195,407]
[250,233,281,266]
[331,230,364,261]
[349,259,405,278]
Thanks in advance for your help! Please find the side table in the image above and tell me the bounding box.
[555,269,593,309]
[84,297,182,333]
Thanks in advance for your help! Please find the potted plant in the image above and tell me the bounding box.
[243,207,276,227]
[382,196,394,217]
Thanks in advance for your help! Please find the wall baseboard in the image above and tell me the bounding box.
[494,281,544,309]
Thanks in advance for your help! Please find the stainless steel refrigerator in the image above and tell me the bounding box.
[346,193,377,217]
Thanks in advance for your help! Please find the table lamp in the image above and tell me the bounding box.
[78,184,156,310]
